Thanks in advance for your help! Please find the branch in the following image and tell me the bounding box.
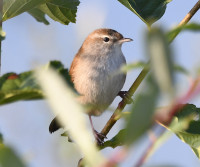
[168,0,200,43]
[100,0,200,139]
[101,65,149,136]
[155,77,200,125]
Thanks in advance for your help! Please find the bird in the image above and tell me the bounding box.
[49,28,133,145]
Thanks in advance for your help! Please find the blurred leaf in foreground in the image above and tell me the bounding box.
[124,27,174,145]
[36,68,105,167]
[167,23,200,43]
[120,61,146,73]
[121,62,189,76]
[0,133,25,166]
[147,27,174,100]
[125,76,159,145]
[0,145,25,167]
[118,0,171,27]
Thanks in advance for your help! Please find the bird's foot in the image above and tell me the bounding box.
[118,91,133,104]
[93,130,107,146]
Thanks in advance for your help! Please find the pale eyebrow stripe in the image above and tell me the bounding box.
[90,32,112,39]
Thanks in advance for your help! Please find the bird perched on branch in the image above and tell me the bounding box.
[49,28,133,145]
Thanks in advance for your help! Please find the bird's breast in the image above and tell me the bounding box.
[72,52,126,115]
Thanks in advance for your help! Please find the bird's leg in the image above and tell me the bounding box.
[118,91,133,104]
[89,115,107,145]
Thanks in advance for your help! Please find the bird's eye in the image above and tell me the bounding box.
[103,37,110,42]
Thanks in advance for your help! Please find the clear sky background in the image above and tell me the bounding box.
[1,0,200,167]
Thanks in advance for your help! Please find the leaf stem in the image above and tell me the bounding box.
[100,0,200,139]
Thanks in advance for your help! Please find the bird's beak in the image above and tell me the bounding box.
[119,38,133,43]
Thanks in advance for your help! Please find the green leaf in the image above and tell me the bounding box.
[120,61,146,73]
[147,28,174,98]
[3,0,44,21]
[0,145,25,167]
[0,60,73,105]
[125,76,159,145]
[173,64,189,76]
[166,104,200,159]
[46,61,75,89]
[28,8,49,25]
[192,147,200,159]
[167,23,200,43]
[0,133,25,167]
[46,0,79,9]
[118,0,171,26]
[175,104,200,120]
[176,131,200,159]
[99,129,126,150]
[3,0,80,25]
[37,0,80,25]
[120,62,189,76]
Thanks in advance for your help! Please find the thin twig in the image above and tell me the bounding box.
[100,0,200,141]
[168,0,200,43]
[179,1,200,26]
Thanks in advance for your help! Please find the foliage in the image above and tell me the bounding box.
[167,104,200,159]
[2,0,80,25]
[0,134,25,167]
[1,0,200,166]
[167,23,200,42]
[118,0,171,27]
[0,60,73,105]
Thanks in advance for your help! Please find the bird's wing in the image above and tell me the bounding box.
[69,54,80,83]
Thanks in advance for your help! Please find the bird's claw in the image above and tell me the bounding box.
[94,130,107,146]
[118,91,133,104]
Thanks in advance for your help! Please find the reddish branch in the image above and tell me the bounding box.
[155,77,200,125]
[135,127,166,167]
[136,77,200,167]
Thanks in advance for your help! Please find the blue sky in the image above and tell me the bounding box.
[1,0,200,166]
